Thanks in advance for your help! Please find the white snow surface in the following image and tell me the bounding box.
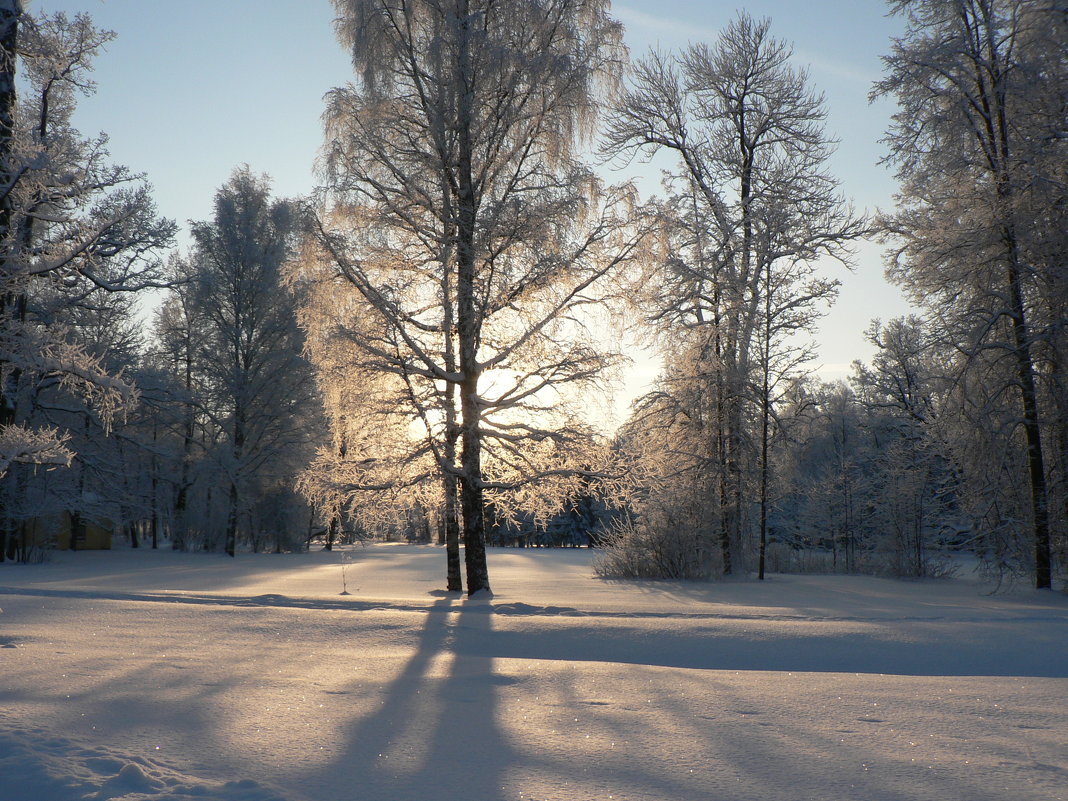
[1,544,1066,801]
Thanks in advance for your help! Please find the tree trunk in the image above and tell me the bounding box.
[325,513,337,551]
[1054,360,1068,556]
[1004,234,1052,589]
[454,0,489,596]
[0,1,19,289]
[758,257,772,581]
[0,3,21,563]
[757,373,770,581]
[172,339,196,550]
[440,208,462,592]
[443,472,462,592]
[457,280,489,594]
[225,406,246,558]
[225,480,238,557]
[717,405,732,575]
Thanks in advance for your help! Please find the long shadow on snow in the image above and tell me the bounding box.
[0,585,409,612]
[298,599,511,801]
[5,586,1064,678]
[455,608,1068,679]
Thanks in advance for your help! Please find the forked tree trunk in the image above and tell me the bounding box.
[440,213,463,592]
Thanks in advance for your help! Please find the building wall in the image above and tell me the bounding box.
[24,512,112,550]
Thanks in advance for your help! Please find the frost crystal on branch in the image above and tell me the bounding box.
[294,0,646,593]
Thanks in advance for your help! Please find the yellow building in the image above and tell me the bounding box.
[23,512,113,550]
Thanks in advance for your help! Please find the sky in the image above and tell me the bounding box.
[29,0,914,395]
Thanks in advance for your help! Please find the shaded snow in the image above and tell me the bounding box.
[1,545,1066,801]
[0,719,287,801]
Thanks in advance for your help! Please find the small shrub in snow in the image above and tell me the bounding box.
[593,516,719,580]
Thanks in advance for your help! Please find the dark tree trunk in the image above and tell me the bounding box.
[1004,236,1052,589]
[454,0,489,596]
[225,480,238,557]
[0,1,19,272]
[442,282,462,592]
[225,408,246,558]
[758,255,772,581]
[444,473,462,592]
[1055,363,1068,552]
[758,384,769,581]
[324,513,337,551]
[0,3,21,564]
[174,350,196,550]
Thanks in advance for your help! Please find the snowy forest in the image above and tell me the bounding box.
[1,0,1065,595]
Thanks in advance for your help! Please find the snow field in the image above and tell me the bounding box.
[1,545,1066,801]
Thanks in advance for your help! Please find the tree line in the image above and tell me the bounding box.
[0,0,1063,593]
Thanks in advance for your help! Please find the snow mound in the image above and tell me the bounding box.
[0,724,289,801]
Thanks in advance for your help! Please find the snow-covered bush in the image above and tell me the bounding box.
[593,510,721,580]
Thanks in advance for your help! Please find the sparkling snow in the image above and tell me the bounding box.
[1,544,1065,801]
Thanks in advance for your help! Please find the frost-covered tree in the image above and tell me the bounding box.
[150,254,210,550]
[16,285,145,552]
[850,318,963,575]
[603,13,863,576]
[178,168,319,555]
[293,226,467,578]
[292,262,442,550]
[874,0,1067,588]
[300,0,644,594]
[0,4,174,558]
[765,372,960,578]
[599,339,730,579]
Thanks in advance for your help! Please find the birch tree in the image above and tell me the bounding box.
[874,0,1067,588]
[603,13,863,575]
[302,0,643,594]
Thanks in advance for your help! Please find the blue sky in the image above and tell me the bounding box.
[30,0,912,385]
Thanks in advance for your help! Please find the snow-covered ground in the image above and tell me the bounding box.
[1,544,1065,801]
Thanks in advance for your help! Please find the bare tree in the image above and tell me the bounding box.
[301,0,643,594]
[603,13,864,576]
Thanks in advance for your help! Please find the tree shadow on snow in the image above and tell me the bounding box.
[301,599,512,801]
